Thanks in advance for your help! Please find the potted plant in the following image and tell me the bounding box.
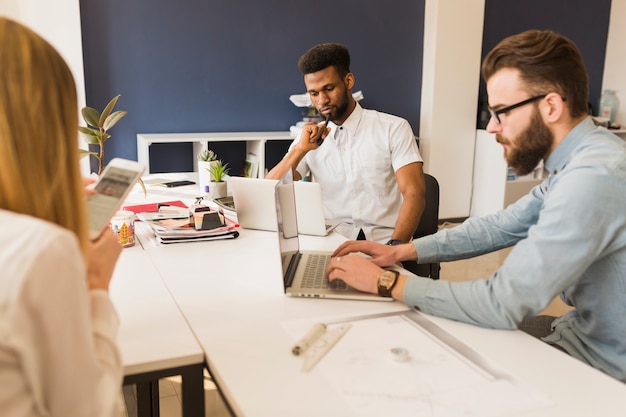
[208,160,230,199]
[78,94,127,175]
[78,94,147,195]
[197,149,219,190]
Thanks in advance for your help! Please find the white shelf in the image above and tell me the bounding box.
[136,131,294,175]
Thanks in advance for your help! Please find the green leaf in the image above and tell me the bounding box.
[98,94,121,127]
[100,132,112,143]
[78,126,101,144]
[81,107,100,127]
[79,149,98,159]
[103,110,128,131]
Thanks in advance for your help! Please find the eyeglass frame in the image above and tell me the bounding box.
[488,94,552,125]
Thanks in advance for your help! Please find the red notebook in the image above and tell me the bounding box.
[123,200,188,214]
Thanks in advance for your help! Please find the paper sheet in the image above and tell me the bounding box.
[284,312,551,417]
[289,90,364,107]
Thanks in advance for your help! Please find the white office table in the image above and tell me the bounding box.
[110,243,205,417]
[124,178,626,416]
[136,225,626,417]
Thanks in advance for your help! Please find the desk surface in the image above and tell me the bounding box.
[124,179,626,417]
[110,246,204,376]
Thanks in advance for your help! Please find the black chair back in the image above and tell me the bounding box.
[402,173,440,279]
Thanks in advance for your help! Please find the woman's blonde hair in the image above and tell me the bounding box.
[0,17,89,254]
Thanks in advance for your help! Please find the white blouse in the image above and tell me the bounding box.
[0,210,123,417]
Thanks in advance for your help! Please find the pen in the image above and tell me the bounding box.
[292,322,327,356]
[315,114,331,146]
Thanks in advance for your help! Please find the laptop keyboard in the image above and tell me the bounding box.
[301,254,348,291]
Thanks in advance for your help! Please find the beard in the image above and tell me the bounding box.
[333,94,350,121]
[319,84,351,122]
[496,109,553,176]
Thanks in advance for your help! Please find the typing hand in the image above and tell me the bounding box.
[332,240,398,267]
[326,254,382,295]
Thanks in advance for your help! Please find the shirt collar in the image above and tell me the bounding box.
[333,102,363,139]
[544,117,596,175]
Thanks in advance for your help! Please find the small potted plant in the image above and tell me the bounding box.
[197,149,219,190]
[208,160,230,199]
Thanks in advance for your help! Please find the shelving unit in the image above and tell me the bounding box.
[470,130,544,217]
[136,131,294,176]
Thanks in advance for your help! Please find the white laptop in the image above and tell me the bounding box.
[293,181,340,236]
[229,176,279,231]
[275,171,392,301]
[230,176,339,236]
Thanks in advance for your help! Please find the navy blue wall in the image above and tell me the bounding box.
[80,0,425,173]
[80,0,612,173]
[478,0,612,125]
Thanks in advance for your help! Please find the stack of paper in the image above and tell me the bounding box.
[137,212,239,244]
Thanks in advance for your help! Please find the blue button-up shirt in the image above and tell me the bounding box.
[407,117,626,381]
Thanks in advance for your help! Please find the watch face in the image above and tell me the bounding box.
[380,271,395,288]
[377,270,398,297]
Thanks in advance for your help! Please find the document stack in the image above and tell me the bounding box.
[136,206,239,245]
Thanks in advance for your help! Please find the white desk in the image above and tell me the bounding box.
[110,243,205,417]
[124,179,626,416]
[137,227,626,416]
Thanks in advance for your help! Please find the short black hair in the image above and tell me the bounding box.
[297,43,351,77]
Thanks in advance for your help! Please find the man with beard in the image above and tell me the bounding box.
[327,30,626,382]
[266,43,425,244]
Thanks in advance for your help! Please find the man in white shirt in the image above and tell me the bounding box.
[267,43,425,244]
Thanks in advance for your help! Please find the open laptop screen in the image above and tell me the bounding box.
[275,170,300,285]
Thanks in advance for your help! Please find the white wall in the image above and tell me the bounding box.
[602,0,626,125]
[422,0,623,220]
[1,0,89,174]
[419,0,485,219]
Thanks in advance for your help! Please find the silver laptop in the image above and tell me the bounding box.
[275,171,392,301]
[230,176,279,231]
[230,176,339,236]
[293,181,340,236]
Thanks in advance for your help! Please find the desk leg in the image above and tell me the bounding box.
[124,362,204,417]
[136,380,159,417]
[180,363,205,417]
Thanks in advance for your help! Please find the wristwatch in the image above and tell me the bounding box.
[386,239,403,246]
[377,270,399,297]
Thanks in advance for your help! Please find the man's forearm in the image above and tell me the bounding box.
[392,197,423,242]
[265,148,306,180]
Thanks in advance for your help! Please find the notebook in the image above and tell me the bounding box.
[230,176,339,236]
[275,171,392,301]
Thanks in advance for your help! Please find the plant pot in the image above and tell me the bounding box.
[209,181,227,200]
[198,160,219,191]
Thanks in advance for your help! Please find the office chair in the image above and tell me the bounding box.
[402,173,440,279]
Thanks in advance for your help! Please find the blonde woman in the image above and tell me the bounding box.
[0,18,124,416]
